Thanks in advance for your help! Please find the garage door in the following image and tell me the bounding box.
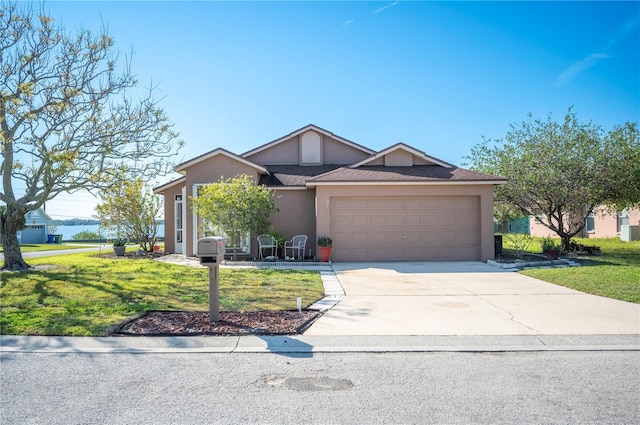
[330,196,480,261]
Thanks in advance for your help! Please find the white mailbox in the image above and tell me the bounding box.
[197,236,226,265]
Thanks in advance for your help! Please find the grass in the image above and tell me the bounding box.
[1,243,93,253]
[504,236,640,304]
[0,252,324,336]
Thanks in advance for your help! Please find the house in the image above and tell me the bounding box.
[17,208,53,244]
[530,207,640,240]
[154,124,506,262]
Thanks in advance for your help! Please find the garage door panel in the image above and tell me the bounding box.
[439,199,458,210]
[387,231,404,243]
[387,199,403,210]
[387,215,404,227]
[458,247,478,259]
[404,232,422,243]
[349,248,369,261]
[439,215,457,226]
[350,215,368,226]
[369,231,387,244]
[422,215,439,227]
[457,198,477,210]
[405,199,422,210]
[370,215,386,226]
[422,231,440,243]
[457,231,478,243]
[351,232,369,245]
[333,232,351,246]
[333,199,351,211]
[422,199,438,210]
[351,200,369,210]
[405,215,421,227]
[333,215,351,227]
[370,200,386,210]
[330,196,480,261]
[387,247,403,259]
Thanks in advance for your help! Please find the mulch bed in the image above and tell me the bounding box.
[113,310,322,336]
[94,251,169,260]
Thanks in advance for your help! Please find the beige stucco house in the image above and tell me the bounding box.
[154,125,506,262]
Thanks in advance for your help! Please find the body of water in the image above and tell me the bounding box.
[53,224,165,241]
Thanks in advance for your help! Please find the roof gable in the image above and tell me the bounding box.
[174,148,268,175]
[241,124,375,159]
[153,176,186,194]
[350,143,453,168]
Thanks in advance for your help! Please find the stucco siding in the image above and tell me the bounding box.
[267,189,317,257]
[244,136,300,165]
[322,136,372,165]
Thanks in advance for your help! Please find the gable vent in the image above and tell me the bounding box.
[301,130,322,165]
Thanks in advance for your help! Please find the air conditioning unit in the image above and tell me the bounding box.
[620,225,640,242]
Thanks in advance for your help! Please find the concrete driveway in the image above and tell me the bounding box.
[304,262,640,336]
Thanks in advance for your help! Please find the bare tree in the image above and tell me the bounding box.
[0,2,183,269]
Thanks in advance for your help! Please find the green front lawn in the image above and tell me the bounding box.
[1,243,92,253]
[0,253,324,336]
[513,237,640,303]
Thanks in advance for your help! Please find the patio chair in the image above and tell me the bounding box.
[257,234,277,259]
[284,235,308,261]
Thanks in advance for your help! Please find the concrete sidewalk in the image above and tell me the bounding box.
[1,334,639,354]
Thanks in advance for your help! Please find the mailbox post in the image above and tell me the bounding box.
[196,236,226,322]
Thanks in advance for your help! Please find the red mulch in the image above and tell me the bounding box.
[114,310,322,336]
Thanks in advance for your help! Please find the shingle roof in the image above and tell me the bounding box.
[307,165,505,183]
[258,165,344,187]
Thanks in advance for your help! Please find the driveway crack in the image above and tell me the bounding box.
[476,295,540,334]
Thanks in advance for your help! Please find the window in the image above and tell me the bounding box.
[199,222,250,254]
[617,210,629,233]
[586,213,595,232]
[193,184,250,254]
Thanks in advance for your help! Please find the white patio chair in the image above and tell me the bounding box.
[257,234,277,259]
[284,235,308,261]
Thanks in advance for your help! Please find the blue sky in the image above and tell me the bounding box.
[35,1,639,219]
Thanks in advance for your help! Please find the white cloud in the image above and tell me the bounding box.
[605,17,639,51]
[556,17,638,87]
[556,53,609,87]
[372,1,399,15]
[342,18,356,26]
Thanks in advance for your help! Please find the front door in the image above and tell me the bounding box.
[175,194,184,254]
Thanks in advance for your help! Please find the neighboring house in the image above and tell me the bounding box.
[17,208,53,244]
[154,124,506,261]
[529,207,640,240]
[494,216,530,234]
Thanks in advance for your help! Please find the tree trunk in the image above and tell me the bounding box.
[1,206,30,271]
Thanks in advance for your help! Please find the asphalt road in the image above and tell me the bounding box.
[2,351,638,424]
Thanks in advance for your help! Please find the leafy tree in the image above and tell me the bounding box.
[466,108,639,251]
[0,2,182,269]
[191,174,277,260]
[95,179,162,252]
